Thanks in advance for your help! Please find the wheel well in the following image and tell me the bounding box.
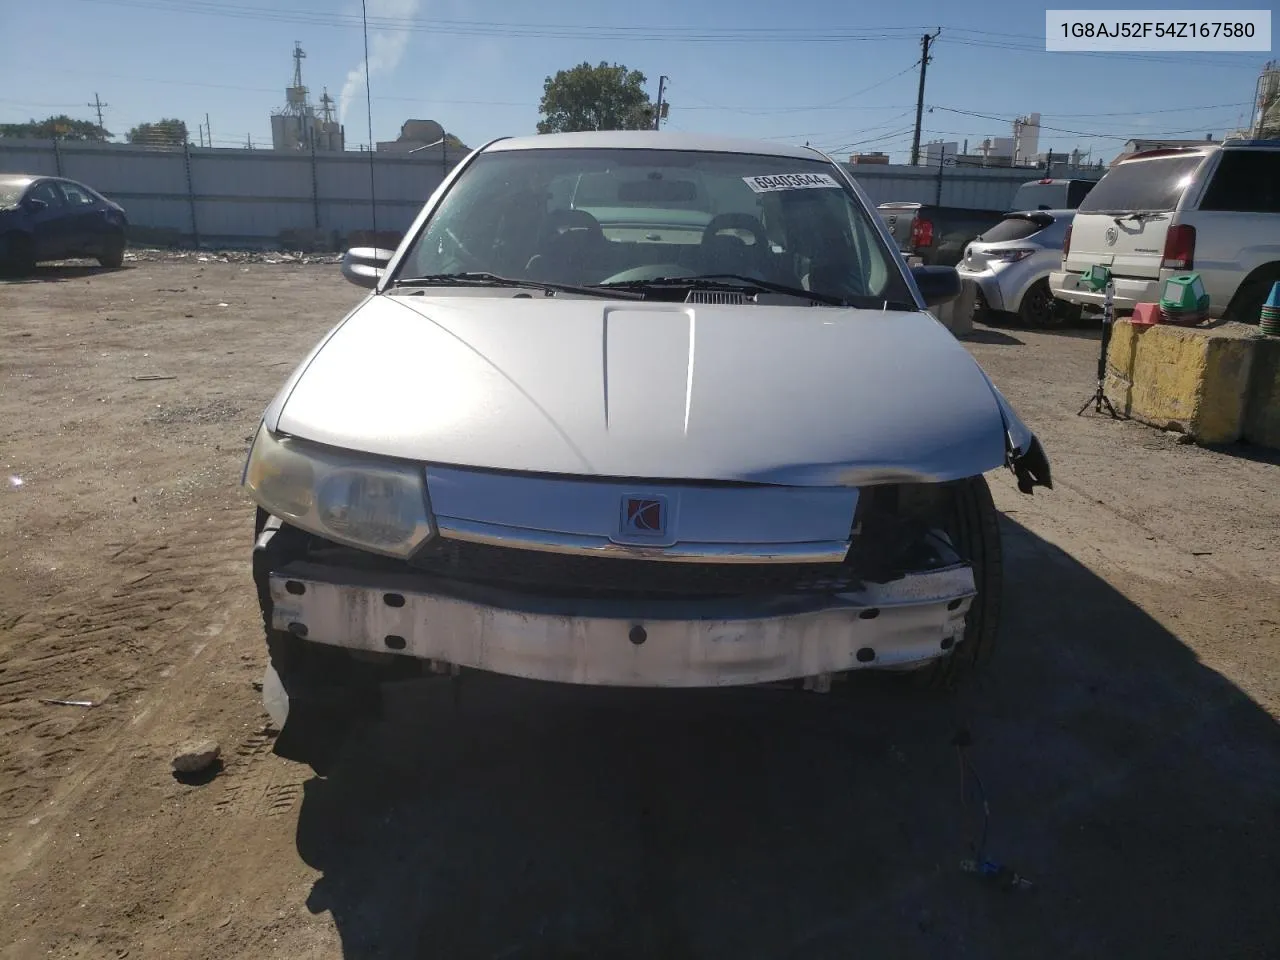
[1225,262,1280,315]
[1014,275,1051,313]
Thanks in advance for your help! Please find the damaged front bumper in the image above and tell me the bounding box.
[253,516,977,689]
[263,562,975,687]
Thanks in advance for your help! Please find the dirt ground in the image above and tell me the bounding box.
[1,261,1278,960]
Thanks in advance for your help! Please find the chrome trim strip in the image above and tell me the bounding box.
[434,516,851,564]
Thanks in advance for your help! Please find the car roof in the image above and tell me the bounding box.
[483,130,827,161]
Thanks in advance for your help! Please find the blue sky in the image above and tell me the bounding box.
[0,0,1268,162]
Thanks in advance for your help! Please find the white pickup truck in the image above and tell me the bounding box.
[1050,139,1280,323]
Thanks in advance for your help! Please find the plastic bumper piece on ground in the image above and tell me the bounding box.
[265,563,977,688]
[956,269,1006,313]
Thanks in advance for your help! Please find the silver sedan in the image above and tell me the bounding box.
[241,131,1051,765]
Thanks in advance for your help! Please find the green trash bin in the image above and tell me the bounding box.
[1160,273,1210,326]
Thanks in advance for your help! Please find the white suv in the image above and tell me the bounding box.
[1050,140,1280,323]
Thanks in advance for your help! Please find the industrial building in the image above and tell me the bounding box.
[270,42,344,152]
[921,112,1044,168]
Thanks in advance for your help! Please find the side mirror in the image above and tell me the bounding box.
[911,265,962,307]
[22,197,48,213]
[341,246,396,289]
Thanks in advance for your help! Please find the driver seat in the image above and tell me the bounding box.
[527,212,608,284]
[699,213,770,279]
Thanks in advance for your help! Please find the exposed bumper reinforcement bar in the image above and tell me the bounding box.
[266,564,977,688]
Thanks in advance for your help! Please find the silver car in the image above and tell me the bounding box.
[957,210,1082,328]
[242,132,1051,763]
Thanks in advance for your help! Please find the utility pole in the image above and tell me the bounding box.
[87,93,108,131]
[205,113,212,148]
[910,29,941,166]
[654,75,668,130]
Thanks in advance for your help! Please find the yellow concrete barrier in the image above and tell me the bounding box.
[1105,320,1273,446]
[1243,337,1280,449]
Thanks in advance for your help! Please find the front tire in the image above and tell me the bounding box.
[0,232,35,276]
[1017,278,1062,329]
[98,231,126,268]
[910,475,1004,689]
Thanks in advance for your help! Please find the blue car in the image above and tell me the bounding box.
[0,174,128,274]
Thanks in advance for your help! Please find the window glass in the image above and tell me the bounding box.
[26,181,64,207]
[57,181,98,206]
[1077,154,1206,213]
[0,178,27,208]
[396,148,911,307]
[978,215,1048,243]
[1198,151,1280,213]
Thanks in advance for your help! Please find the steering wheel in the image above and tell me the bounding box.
[442,225,480,267]
[598,263,697,284]
[700,213,769,252]
[545,208,605,241]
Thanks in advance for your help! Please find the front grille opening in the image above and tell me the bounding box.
[408,538,861,600]
[287,481,963,602]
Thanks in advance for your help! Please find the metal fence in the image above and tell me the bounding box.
[0,137,457,246]
[0,137,1104,247]
[847,161,1105,209]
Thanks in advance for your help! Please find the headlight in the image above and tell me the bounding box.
[243,422,434,557]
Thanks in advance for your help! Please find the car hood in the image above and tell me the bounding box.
[269,293,1022,485]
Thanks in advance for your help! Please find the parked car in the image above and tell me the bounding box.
[958,210,1081,328]
[877,178,1099,270]
[1009,178,1097,212]
[0,174,128,274]
[242,131,1051,763]
[1051,139,1280,323]
[877,201,1008,267]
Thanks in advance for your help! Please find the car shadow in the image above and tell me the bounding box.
[0,263,130,283]
[962,328,1024,346]
[291,517,1280,960]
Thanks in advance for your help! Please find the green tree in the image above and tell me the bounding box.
[0,115,110,141]
[537,62,654,134]
[126,118,189,147]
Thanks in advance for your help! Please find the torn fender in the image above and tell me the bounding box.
[980,373,1052,494]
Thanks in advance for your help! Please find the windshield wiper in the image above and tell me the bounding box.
[1113,212,1167,224]
[391,272,641,299]
[595,274,852,307]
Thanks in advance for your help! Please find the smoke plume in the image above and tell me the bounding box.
[339,0,420,128]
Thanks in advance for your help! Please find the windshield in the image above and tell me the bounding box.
[393,148,913,307]
[1077,154,1206,214]
[0,178,26,209]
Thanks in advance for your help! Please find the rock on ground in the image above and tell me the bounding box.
[170,740,221,774]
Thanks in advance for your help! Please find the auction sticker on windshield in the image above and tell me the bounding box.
[743,173,841,193]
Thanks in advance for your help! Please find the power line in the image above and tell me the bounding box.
[71,0,926,42]
[679,64,918,117]
[937,30,1258,70]
[929,104,1250,140]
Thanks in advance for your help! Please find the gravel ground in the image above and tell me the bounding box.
[1,260,1277,960]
